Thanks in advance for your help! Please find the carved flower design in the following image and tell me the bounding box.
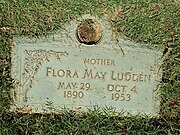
[22,49,69,102]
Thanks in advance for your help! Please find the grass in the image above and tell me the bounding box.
[0,0,180,134]
[0,109,179,134]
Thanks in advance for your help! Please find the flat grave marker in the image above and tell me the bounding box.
[11,15,162,115]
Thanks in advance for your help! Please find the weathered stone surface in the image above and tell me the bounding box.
[11,15,162,115]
